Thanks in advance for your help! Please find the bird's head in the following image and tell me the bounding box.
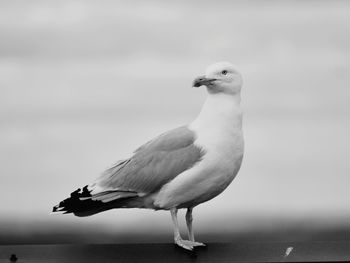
[193,62,243,95]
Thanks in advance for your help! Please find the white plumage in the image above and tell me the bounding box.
[53,62,244,250]
[155,93,244,209]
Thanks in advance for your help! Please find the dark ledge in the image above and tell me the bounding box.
[1,241,350,263]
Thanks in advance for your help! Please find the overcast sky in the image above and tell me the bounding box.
[1,0,350,235]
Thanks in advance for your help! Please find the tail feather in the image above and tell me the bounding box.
[52,186,139,217]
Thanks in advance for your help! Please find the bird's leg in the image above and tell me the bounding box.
[185,207,194,241]
[170,208,205,251]
[170,208,182,245]
[185,208,205,246]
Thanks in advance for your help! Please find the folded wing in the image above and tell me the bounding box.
[90,126,204,199]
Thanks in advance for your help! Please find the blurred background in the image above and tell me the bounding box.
[1,0,350,244]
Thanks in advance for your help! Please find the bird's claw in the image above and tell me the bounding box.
[175,239,206,251]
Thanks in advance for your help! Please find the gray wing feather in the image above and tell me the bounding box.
[91,126,204,195]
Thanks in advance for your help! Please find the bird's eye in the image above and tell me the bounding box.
[221,70,228,75]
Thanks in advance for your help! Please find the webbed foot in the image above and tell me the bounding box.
[175,238,206,251]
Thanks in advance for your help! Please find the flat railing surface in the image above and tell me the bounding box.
[1,241,350,263]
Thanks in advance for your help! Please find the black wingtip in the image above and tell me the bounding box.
[52,185,138,217]
[52,185,107,217]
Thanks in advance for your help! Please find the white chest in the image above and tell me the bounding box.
[190,118,244,175]
[189,94,244,169]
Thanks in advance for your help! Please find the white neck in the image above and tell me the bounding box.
[190,92,242,131]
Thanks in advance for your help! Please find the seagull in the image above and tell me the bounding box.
[52,62,244,250]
